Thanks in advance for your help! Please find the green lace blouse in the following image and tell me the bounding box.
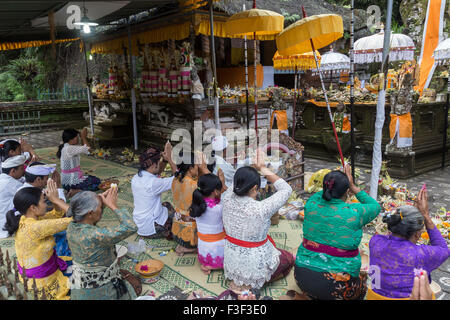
[295,190,381,277]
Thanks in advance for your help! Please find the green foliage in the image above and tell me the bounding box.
[391,20,405,34]
[284,14,301,25]
[0,47,61,101]
[0,72,24,101]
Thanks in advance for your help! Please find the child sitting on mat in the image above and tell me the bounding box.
[57,128,101,194]
[189,172,227,275]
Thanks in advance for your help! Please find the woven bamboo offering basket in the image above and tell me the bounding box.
[135,259,164,279]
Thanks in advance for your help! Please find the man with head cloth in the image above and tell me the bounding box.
[0,155,27,238]
[17,162,66,201]
[131,142,177,239]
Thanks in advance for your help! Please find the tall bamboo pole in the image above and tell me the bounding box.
[127,20,138,151]
[292,66,297,139]
[302,7,345,167]
[443,66,450,168]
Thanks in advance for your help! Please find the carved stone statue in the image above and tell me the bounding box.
[389,73,418,115]
[386,72,418,153]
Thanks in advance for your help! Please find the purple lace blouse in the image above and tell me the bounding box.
[369,227,449,298]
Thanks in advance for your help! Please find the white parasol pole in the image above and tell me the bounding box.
[82,39,94,136]
[209,0,221,131]
[369,0,393,199]
[254,33,258,133]
[292,66,297,139]
[350,0,356,179]
[244,4,250,145]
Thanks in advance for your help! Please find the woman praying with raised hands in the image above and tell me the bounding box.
[222,149,294,292]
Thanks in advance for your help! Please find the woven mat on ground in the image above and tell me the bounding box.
[0,147,372,299]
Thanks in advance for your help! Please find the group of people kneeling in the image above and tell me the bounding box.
[0,128,448,300]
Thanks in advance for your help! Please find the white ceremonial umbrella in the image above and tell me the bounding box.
[354,28,415,64]
[433,37,450,168]
[434,38,450,64]
[312,48,350,86]
[313,48,350,74]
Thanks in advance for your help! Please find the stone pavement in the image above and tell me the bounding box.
[1,128,79,149]
[305,157,450,300]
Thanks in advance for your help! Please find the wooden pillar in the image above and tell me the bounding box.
[48,10,56,60]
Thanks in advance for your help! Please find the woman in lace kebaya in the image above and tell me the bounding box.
[222,149,294,291]
[189,172,227,275]
[367,188,449,300]
[57,128,101,194]
[295,165,381,300]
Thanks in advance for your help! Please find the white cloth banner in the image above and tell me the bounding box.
[369,90,386,199]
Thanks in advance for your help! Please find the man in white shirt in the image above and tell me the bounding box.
[131,141,177,239]
[210,136,236,188]
[0,155,26,238]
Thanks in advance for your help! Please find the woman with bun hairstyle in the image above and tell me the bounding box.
[367,188,449,300]
[171,152,210,256]
[189,172,227,274]
[294,164,381,300]
[222,149,294,292]
[4,179,72,300]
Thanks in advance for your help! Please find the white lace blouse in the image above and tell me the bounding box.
[222,178,292,289]
[60,143,90,187]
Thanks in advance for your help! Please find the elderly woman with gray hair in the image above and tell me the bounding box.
[66,188,138,300]
[368,188,449,300]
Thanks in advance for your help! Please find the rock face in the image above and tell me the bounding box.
[399,0,428,49]
[214,0,369,35]
[400,0,450,51]
[214,0,370,54]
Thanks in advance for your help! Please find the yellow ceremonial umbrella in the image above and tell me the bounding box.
[276,8,345,167]
[225,5,284,133]
[225,8,284,40]
[273,50,321,138]
[276,14,343,56]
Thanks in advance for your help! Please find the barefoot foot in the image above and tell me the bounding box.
[200,265,212,275]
